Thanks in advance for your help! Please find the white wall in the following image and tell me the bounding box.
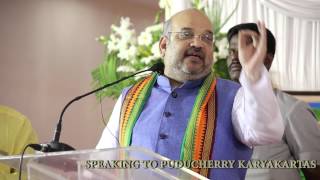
[0,0,159,149]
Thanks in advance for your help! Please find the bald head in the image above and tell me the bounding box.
[163,9,213,38]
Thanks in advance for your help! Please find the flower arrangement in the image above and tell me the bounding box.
[92,0,238,100]
[92,17,162,99]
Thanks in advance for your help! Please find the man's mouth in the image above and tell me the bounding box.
[185,55,202,61]
[230,61,242,71]
[184,52,204,61]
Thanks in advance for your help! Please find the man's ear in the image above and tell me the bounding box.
[264,53,274,70]
[159,36,168,57]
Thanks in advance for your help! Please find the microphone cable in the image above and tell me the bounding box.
[96,63,164,147]
[99,95,107,126]
[18,143,41,180]
[99,95,121,145]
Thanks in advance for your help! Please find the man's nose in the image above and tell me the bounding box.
[230,50,238,58]
[190,35,205,48]
[232,57,240,63]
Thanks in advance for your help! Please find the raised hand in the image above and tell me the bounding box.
[238,21,267,83]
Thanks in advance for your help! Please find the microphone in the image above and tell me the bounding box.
[148,62,164,75]
[32,62,164,152]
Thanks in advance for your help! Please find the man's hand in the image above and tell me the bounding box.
[238,21,267,83]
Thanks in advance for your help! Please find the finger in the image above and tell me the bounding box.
[257,21,261,31]
[257,21,267,51]
[257,21,266,35]
[251,33,259,48]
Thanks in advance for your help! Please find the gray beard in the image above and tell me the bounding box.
[166,65,210,82]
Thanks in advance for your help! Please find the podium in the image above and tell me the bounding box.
[0,147,207,180]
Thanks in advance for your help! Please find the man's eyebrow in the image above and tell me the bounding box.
[205,30,213,35]
[179,28,213,35]
[180,27,193,31]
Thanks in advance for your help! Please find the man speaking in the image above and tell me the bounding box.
[97,9,284,180]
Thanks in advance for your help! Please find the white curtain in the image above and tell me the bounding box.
[170,0,320,91]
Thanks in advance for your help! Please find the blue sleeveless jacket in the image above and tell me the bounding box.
[122,76,252,180]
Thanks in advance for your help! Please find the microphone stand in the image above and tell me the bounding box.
[37,62,164,152]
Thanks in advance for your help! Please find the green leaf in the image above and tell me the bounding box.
[312,108,320,121]
[213,58,230,79]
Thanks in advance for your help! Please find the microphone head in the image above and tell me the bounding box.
[149,62,164,75]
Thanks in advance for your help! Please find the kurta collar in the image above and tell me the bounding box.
[155,74,206,93]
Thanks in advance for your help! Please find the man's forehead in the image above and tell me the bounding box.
[229,34,238,48]
[171,21,212,33]
[171,9,212,32]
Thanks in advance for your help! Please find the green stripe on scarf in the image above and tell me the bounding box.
[180,73,215,160]
[122,73,158,146]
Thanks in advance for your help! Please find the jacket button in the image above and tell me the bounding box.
[171,91,178,98]
[159,133,168,139]
[164,112,172,117]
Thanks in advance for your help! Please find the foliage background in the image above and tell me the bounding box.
[91,0,236,100]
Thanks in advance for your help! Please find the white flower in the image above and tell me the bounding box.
[110,17,136,50]
[117,45,137,61]
[107,22,138,60]
[151,41,161,58]
[158,0,171,9]
[215,37,229,59]
[217,48,229,59]
[138,31,153,46]
[96,35,107,44]
[117,65,136,73]
[117,38,129,50]
[107,34,119,52]
[141,56,154,64]
[120,17,131,31]
[145,23,163,33]
[112,17,132,33]
[127,45,137,58]
[107,40,118,52]
[158,0,166,9]
[213,52,218,63]
[111,24,120,34]
[117,48,130,60]
[121,29,135,41]
[114,29,135,50]
[216,37,228,51]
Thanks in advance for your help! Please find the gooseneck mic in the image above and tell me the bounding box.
[32,62,164,152]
